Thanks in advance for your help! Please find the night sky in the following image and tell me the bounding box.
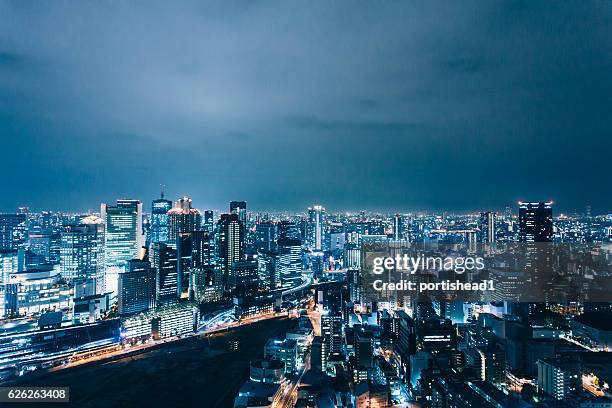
[0,2,610,213]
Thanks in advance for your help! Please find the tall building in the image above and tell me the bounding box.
[355,329,374,368]
[518,202,553,242]
[203,210,215,233]
[278,220,300,240]
[118,259,155,315]
[60,217,105,294]
[190,230,214,268]
[150,193,172,245]
[230,259,259,294]
[479,211,496,244]
[393,214,404,241]
[277,237,302,287]
[307,205,326,251]
[257,250,279,290]
[0,250,20,285]
[217,213,243,289]
[150,242,179,303]
[101,200,143,297]
[255,222,277,252]
[0,213,27,250]
[101,199,144,269]
[229,201,247,225]
[167,197,202,247]
[321,310,343,354]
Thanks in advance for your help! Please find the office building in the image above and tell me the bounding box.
[150,194,172,244]
[537,357,581,400]
[255,222,276,252]
[217,213,243,289]
[307,205,326,251]
[479,211,496,244]
[393,214,404,241]
[101,199,144,270]
[518,202,553,242]
[230,201,247,225]
[322,310,343,354]
[264,338,298,374]
[203,210,214,233]
[60,218,105,293]
[118,259,155,316]
[277,237,302,287]
[167,197,202,247]
[0,213,27,250]
[150,242,179,303]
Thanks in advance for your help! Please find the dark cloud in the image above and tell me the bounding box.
[0,1,610,213]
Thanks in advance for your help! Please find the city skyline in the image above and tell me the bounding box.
[1,2,611,213]
[2,195,609,217]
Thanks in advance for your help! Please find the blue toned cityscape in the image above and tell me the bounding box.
[1,2,611,407]
[0,200,611,407]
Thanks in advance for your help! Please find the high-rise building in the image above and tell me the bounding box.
[150,194,172,245]
[0,250,20,285]
[355,329,374,368]
[167,197,202,247]
[255,222,277,252]
[278,220,300,240]
[230,259,259,294]
[118,259,155,315]
[150,242,179,303]
[101,200,143,298]
[518,202,553,243]
[203,210,215,233]
[257,250,279,290]
[479,211,496,244]
[277,237,302,287]
[307,205,326,251]
[101,199,144,269]
[229,201,247,225]
[321,309,343,354]
[190,230,214,268]
[393,214,404,241]
[311,336,327,373]
[217,213,243,289]
[60,216,105,294]
[0,213,27,250]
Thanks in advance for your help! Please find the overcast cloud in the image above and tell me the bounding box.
[0,1,610,213]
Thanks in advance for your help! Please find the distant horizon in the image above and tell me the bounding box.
[3,198,609,217]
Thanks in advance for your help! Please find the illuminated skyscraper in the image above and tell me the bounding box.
[217,213,243,289]
[0,213,27,250]
[393,214,404,241]
[167,197,202,248]
[307,205,326,251]
[60,216,105,294]
[518,202,553,242]
[229,201,247,225]
[479,211,496,244]
[118,259,155,315]
[277,237,302,288]
[101,199,144,296]
[151,242,179,303]
[150,193,172,245]
[203,210,214,233]
[255,222,277,252]
[0,250,19,285]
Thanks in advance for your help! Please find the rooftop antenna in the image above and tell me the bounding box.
[160,184,166,199]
